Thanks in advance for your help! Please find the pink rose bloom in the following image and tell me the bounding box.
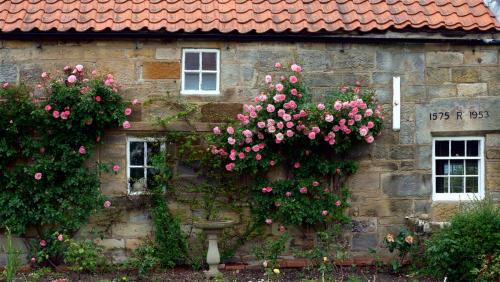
[41,72,48,78]
[280,75,285,81]
[294,162,301,168]
[321,210,329,216]
[122,121,131,129]
[365,135,374,143]
[348,119,354,126]
[339,119,346,125]
[325,114,334,122]
[286,122,294,128]
[335,200,341,207]
[52,111,60,118]
[238,152,245,159]
[266,104,275,113]
[78,146,86,154]
[112,164,120,172]
[359,126,368,137]
[270,160,276,166]
[242,129,253,138]
[256,154,262,160]
[275,83,284,92]
[291,64,302,72]
[278,225,286,232]
[299,187,308,194]
[124,108,132,116]
[2,82,9,88]
[290,88,297,96]
[44,105,52,112]
[286,130,294,137]
[367,121,374,129]
[267,125,276,133]
[31,257,36,263]
[312,181,320,187]
[257,121,266,128]
[277,122,284,129]
[334,101,342,111]
[354,114,362,121]
[61,110,70,120]
[299,110,307,117]
[265,75,272,83]
[227,137,236,145]
[262,186,272,193]
[308,132,316,140]
[312,127,320,133]
[249,111,257,118]
[34,172,43,180]
[95,96,102,102]
[282,114,291,121]
[274,62,281,69]
[258,94,268,102]
[317,103,325,111]
[91,69,97,76]
[226,127,234,134]
[67,75,77,83]
[288,100,297,109]
[289,75,298,84]
[276,133,284,141]
[265,219,273,225]
[57,234,64,241]
[365,109,373,117]
[103,200,112,208]
[225,163,235,171]
[256,105,262,111]
[285,191,292,197]
[75,64,84,72]
[213,126,221,134]
[40,240,47,247]
[277,109,285,117]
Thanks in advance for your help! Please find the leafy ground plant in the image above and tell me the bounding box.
[383,228,417,272]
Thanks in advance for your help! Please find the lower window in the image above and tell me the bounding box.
[432,137,484,201]
[127,137,165,195]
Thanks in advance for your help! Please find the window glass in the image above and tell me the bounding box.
[466,160,478,175]
[184,73,199,90]
[202,52,217,70]
[129,142,144,165]
[450,160,464,175]
[451,141,465,156]
[435,177,448,193]
[435,160,449,175]
[435,141,449,156]
[467,140,479,156]
[201,73,217,90]
[449,177,464,193]
[127,139,165,195]
[147,142,161,166]
[185,52,199,70]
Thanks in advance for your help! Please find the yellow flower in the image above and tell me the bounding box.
[386,233,395,243]
[323,256,328,262]
[405,235,414,245]
[273,268,280,274]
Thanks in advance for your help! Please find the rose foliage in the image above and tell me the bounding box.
[207,63,384,227]
[0,65,131,235]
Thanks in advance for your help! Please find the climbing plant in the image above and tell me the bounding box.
[207,63,384,227]
[0,65,131,235]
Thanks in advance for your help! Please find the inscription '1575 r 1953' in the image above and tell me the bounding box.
[429,111,490,121]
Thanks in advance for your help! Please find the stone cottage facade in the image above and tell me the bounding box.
[1,0,500,264]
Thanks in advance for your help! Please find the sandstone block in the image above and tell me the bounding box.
[426,52,464,66]
[349,172,380,191]
[464,50,498,65]
[351,234,378,252]
[425,68,450,84]
[0,63,17,82]
[95,239,125,250]
[112,223,153,238]
[333,50,375,70]
[427,85,457,99]
[351,217,377,233]
[389,145,415,160]
[200,102,242,122]
[298,50,329,71]
[142,61,180,79]
[451,68,480,83]
[125,239,143,250]
[486,134,500,147]
[381,174,431,197]
[430,202,459,221]
[376,51,424,72]
[457,83,488,96]
[416,145,432,169]
[155,47,181,60]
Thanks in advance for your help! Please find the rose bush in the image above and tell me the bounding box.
[207,63,384,227]
[0,65,131,235]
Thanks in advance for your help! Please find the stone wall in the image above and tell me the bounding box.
[0,38,499,263]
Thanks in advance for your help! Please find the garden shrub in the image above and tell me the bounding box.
[207,63,384,228]
[423,199,500,281]
[63,239,105,273]
[383,228,417,272]
[0,65,131,236]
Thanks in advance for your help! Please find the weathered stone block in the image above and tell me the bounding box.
[354,199,412,217]
[451,68,479,83]
[414,200,431,214]
[125,239,143,250]
[427,85,457,99]
[381,174,431,197]
[349,172,380,191]
[142,61,180,79]
[430,202,459,221]
[155,47,181,60]
[389,145,415,160]
[464,50,498,65]
[399,123,415,145]
[425,68,450,84]
[95,239,125,250]
[200,102,242,122]
[376,51,424,72]
[416,145,432,169]
[303,72,343,87]
[112,223,153,238]
[487,149,500,159]
[426,52,464,66]
[333,50,375,69]
[352,217,377,233]
[457,83,488,96]
[298,50,329,71]
[486,133,500,147]
[0,63,17,82]
[351,234,378,251]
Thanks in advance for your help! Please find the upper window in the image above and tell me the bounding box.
[432,137,485,201]
[181,49,220,95]
[127,137,165,195]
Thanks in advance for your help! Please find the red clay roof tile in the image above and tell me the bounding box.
[0,0,498,33]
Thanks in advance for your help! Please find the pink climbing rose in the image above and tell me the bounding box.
[78,146,86,154]
[124,108,132,116]
[122,121,131,129]
[103,200,112,208]
[112,164,120,172]
[34,172,42,180]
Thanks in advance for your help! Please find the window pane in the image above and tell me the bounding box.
[129,168,146,193]
[201,73,217,91]
[450,177,464,193]
[185,52,199,70]
[202,52,217,70]
[184,73,199,90]
[451,141,465,156]
[450,160,464,175]
[435,141,449,157]
[465,177,478,193]
[466,160,479,175]
[467,140,479,156]
[435,160,449,175]
[435,177,448,193]
[147,142,162,166]
[147,168,159,189]
[129,142,144,166]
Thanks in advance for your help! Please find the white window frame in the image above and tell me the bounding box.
[181,48,220,95]
[432,136,485,201]
[126,137,166,195]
